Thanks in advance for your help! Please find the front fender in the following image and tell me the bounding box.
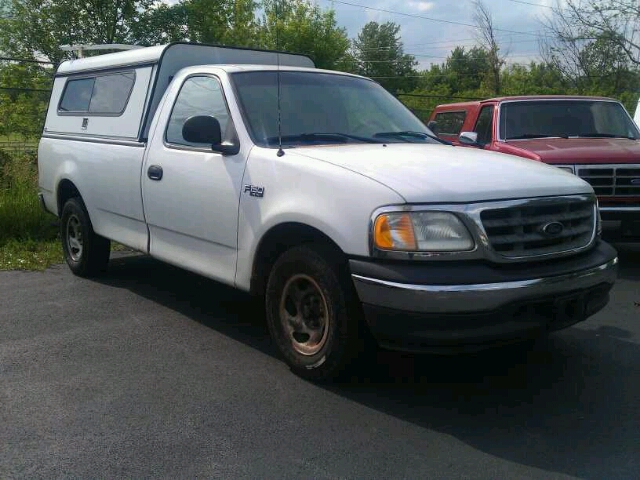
[234,148,404,290]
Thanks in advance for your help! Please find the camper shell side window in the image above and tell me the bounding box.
[58,70,136,117]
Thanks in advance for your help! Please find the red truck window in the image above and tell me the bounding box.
[434,111,466,135]
[498,100,639,140]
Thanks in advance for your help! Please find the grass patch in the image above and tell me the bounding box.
[0,238,62,271]
[0,134,38,144]
[0,149,61,270]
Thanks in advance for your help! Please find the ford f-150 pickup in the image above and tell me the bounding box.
[38,43,618,380]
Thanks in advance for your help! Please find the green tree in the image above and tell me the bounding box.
[0,0,12,18]
[352,21,418,93]
[501,62,568,96]
[130,3,190,46]
[260,0,351,70]
[541,0,640,108]
[0,0,154,65]
[543,28,639,101]
[181,0,260,47]
[445,46,491,94]
[579,34,638,95]
[415,47,491,96]
[544,0,640,66]
[0,62,52,138]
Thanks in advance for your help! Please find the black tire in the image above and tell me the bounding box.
[60,197,111,277]
[265,244,366,381]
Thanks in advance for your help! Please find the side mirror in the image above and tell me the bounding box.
[182,115,222,144]
[182,115,239,155]
[426,120,437,134]
[458,131,479,146]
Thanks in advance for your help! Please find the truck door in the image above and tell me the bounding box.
[141,74,245,285]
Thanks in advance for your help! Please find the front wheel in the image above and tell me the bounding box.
[60,197,111,277]
[265,245,364,381]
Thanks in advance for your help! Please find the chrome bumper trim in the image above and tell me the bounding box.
[599,206,640,212]
[352,257,618,314]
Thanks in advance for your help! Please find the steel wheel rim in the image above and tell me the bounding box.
[66,214,83,262]
[279,274,330,356]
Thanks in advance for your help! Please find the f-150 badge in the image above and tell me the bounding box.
[244,184,265,198]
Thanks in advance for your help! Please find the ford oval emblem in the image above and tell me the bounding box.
[631,178,640,185]
[542,221,564,237]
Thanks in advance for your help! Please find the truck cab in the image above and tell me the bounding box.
[430,96,640,237]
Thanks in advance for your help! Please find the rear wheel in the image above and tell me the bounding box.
[60,197,110,277]
[265,245,366,381]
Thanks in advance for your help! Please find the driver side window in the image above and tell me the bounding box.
[166,76,233,147]
[474,105,494,145]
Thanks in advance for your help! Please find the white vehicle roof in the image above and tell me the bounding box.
[56,42,315,75]
[176,63,370,80]
[56,45,166,74]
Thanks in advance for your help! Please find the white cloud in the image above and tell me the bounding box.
[407,1,435,12]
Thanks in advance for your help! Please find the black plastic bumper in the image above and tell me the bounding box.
[350,241,618,354]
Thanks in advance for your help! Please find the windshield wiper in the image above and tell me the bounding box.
[507,134,569,140]
[576,132,637,139]
[373,130,449,144]
[265,132,383,145]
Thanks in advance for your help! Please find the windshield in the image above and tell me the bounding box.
[500,100,640,140]
[231,71,439,147]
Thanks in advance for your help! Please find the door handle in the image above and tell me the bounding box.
[147,165,163,181]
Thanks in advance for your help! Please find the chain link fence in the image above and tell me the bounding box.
[0,87,51,156]
[0,57,54,156]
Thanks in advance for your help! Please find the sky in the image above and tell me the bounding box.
[163,0,562,69]
[319,0,559,69]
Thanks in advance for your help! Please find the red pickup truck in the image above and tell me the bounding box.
[428,95,640,237]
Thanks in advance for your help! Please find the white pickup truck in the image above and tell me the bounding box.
[38,42,618,380]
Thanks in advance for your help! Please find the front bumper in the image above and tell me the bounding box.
[599,205,640,218]
[599,206,640,238]
[350,241,618,353]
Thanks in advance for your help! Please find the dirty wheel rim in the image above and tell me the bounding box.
[279,274,330,356]
[66,214,83,262]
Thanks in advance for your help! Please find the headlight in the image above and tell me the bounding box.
[373,211,475,252]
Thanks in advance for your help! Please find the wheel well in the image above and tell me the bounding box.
[250,223,345,297]
[57,179,81,216]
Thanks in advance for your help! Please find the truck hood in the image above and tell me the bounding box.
[503,137,640,164]
[290,143,593,203]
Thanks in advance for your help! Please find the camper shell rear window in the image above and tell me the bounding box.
[58,70,136,116]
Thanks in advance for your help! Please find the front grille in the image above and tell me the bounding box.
[577,165,640,197]
[480,198,595,258]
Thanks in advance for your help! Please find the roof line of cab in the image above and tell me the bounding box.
[439,94,619,109]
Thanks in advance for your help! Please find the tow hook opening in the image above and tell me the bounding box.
[550,293,587,329]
